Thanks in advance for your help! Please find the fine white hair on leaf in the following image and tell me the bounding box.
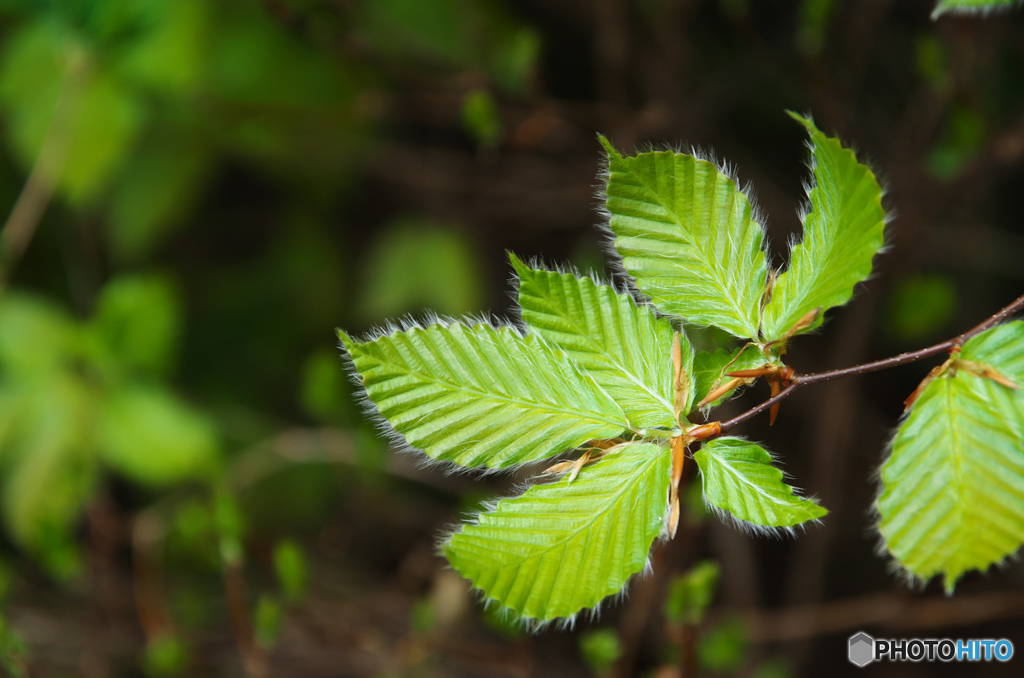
[336,313,562,479]
[593,135,772,323]
[932,1,1022,20]
[435,466,663,633]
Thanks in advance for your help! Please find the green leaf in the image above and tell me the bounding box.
[579,629,622,676]
[761,114,886,341]
[273,540,309,602]
[444,443,670,621]
[253,595,283,649]
[664,560,720,625]
[339,322,628,469]
[96,385,218,486]
[90,275,181,377]
[877,322,1024,592]
[699,617,748,673]
[601,138,768,338]
[512,255,685,428]
[358,219,483,322]
[0,374,95,575]
[695,437,826,528]
[932,0,1021,19]
[0,293,78,380]
[461,89,503,147]
[691,344,767,411]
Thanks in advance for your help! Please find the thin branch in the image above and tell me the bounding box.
[0,49,87,293]
[719,292,1024,433]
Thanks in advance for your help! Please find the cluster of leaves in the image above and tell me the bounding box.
[0,276,218,577]
[343,104,1024,623]
[340,112,887,623]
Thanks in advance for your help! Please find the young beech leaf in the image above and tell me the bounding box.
[338,323,628,469]
[444,442,671,622]
[512,254,689,428]
[695,437,827,527]
[691,345,769,411]
[877,322,1024,592]
[933,0,1022,19]
[600,137,767,339]
[761,114,886,342]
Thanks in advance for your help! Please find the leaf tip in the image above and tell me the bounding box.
[336,328,356,351]
[597,134,622,160]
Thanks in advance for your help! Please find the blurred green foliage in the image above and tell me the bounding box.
[698,617,748,673]
[665,560,721,626]
[885,274,959,342]
[579,628,622,676]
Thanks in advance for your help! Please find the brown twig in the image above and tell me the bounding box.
[0,46,88,294]
[717,292,1024,433]
[223,557,268,678]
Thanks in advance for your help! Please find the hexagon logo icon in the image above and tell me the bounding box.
[848,632,874,667]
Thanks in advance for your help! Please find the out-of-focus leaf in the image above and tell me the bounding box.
[210,9,350,107]
[96,385,218,486]
[755,658,793,678]
[107,132,212,261]
[0,375,94,577]
[579,628,622,676]
[0,19,144,203]
[915,35,949,90]
[300,348,351,424]
[90,274,181,377]
[0,293,77,379]
[698,617,748,672]
[664,560,720,625]
[461,89,503,147]
[273,540,309,602]
[143,634,188,677]
[878,322,1024,592]
[360,0,539,95]
[928,104,986,181]
[444,443,670,621]
[795,0,835,56]
[117,0,209,94]
[885,274,957,342]
[253,595,283,649]
[359,219,483,321]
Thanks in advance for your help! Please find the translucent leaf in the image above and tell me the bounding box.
[761,114,886,341]
[513,255,685,428]
[273,540,309,602]
[695,437,826,527]
[96,386,218,486]
[339,322,628,469]
[0,293,78,380]
[444,443,670,621]
[877,322,1024,592]
[933,0,1021,18]
[691,344,767,411]
[601,138,768,339]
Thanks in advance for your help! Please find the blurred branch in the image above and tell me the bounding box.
[131,511,175,642]
[223,558,267,678]
[0,48,88,293]
[742,590,1024,642]
[230,427,466,495]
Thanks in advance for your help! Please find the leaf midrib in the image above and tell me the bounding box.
[611,159,759,336]
[523,279,676,418]
[358,344,626,430]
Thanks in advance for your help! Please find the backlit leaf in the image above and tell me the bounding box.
[513,255,685,428]
[339,322,628,469]
[601,138,768,338]
[932,0,1021,18]
[761,114,885,341]
[695,437,826,527]
[877,322,1024,591]
[444,443,670,621]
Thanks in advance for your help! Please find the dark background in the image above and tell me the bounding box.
[0,0,1022,676]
